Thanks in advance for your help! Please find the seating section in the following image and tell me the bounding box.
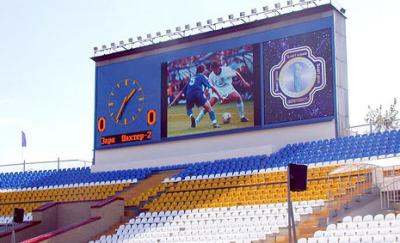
[0,167,152,189]
[0,164,182,216]
[299,213,400,243]
[90,162,372,242]
[93,200,323,243]
[146,166,370,212]
[0,163,187,190]
[0,182,131,216]
[0,130,398,241]
[171,130,400,180]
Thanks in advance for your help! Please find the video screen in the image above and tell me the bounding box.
[166,45,258,138]
[264,28,334,124]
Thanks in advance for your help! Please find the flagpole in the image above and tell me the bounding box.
[21,147,26,172]
[21,131,27,172]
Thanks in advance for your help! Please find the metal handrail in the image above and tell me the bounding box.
[0,158,92,173]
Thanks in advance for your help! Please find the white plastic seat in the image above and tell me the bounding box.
[367,221,379,229]
[363,215,373,222]
[307,238,317,243]
[385,213,395,221]
[360,235,372,243]
[384,234,396,242]
[327,237,338,243]
[337,223,346,230]
[348,236,360,243]
[353,215,362,222]
[314,230,325,238]
[334,230,345,237]
[338,236,349,243]
[379,220,390,228]
[372,235,383,243]
[378,227,390,235]
[373,214,384,221]
[343,216,352,223]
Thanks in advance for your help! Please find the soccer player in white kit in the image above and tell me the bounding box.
[195,61,251,124]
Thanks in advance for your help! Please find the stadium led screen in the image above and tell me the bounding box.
[264,28,334,125]
[166,44,261,138]
[93,14,336,150]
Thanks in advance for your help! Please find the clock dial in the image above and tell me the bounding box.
[108,79,145,125]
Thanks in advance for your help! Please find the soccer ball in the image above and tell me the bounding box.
[222,112,232,124]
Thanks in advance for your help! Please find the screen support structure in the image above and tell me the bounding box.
[287,166,297,243]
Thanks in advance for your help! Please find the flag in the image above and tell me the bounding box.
[21,131,27,147]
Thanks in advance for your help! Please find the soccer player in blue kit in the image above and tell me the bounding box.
[169,64,225,128]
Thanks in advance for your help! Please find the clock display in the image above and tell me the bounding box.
[108,79,145,126]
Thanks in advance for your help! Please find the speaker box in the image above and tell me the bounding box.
[13,208,24,224]
[289,163,307,192]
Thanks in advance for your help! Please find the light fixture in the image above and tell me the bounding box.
[217,17,223,23]
[340,8,346,14]
[156,32,161,37]
[263,6,269,12]
[101,45,107,50]
[137,36,143,41]
[240,12,246,17]
[185,24,190,30]
[119,40,124,45]
[251,8,257,14]
[206,19,212,25]
[175,26,181,32]
[275,3,281,9]
[146,34,152,39]
[110,42,116,49]
[228,14,234,20]
[196,22,202,27]
[128,38,133,43]
[287,0,293,6]
[166,29,172,35]
[93,47,98,51]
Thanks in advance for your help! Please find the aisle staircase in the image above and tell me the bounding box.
[90,170,181,242]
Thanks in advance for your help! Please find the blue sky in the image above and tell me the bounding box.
[0,0,399,166]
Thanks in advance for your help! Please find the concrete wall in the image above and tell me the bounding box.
[46,199,125,243]
[56,201,94,228]
[0,203,59,243]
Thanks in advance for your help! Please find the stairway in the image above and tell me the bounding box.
[89,169,181,242]
[116,169,180,201]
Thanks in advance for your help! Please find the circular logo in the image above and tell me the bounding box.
[278,57,316,98]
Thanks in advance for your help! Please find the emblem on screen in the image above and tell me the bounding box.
[269,46,326,109]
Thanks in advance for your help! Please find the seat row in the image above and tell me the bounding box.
[300,213,400,243]
[145,177,364,211]
[171,130,400,180]
[93,200,322,243]
[0,182,131,215]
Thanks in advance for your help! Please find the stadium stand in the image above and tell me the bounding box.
[0,130,399,242]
